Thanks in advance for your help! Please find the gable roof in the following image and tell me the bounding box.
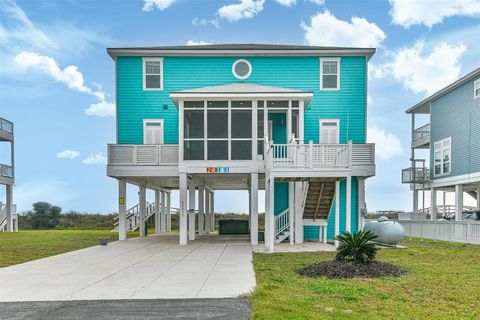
[171,83,311,94]
[107,43,375,60]
[169,83,314,106]
[406,67,480,114]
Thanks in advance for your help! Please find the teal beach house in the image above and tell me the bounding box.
[107,44,376,252]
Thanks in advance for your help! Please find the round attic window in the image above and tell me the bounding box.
[232,59,252,80]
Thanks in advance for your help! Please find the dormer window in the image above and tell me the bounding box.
[143,58,163,90]
[320,58,340,90]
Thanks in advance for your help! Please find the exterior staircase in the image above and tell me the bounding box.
[113,202,156,231]
[303,179,336,221]
[0,203,17,232]
[274,208,290,243]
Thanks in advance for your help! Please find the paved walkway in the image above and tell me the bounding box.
[0,298,251,320]
[0,235,255,302]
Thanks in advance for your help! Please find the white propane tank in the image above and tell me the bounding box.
[363,216,404,245]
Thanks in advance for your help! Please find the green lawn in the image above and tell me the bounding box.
[0,230,138,268]
[251,239,480,320]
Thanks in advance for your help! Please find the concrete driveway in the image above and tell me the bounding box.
[0,235,256,302]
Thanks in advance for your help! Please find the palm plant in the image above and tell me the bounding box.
[336,231,378,263]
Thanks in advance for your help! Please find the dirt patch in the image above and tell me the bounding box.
[298,260,407,279]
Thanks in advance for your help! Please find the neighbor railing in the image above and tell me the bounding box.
[402,167,430,184]
[266,142,375,169]
[400,220,480,244]
[108,144,179,165]
[412,123,430,142]
[0,164,13,178]
[0,117,13,135]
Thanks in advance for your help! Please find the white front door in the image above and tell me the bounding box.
[143,119,164,144]
[319,119,339,144]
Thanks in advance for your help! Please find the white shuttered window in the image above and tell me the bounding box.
[144,119,164,144]
[320,119,339,144]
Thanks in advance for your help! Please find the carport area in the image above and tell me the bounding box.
[0,234,255,302]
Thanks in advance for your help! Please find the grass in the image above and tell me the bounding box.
[251,239,480,320]
[0,230,139,268]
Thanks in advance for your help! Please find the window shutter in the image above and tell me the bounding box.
[320,121,339,144]
[144,121,163,144]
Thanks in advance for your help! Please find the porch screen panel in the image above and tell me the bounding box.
[207,109,228,160]
[257,108,264,156]
[184,107,204,160]
[232,109,252,160]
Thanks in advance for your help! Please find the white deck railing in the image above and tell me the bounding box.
[266,142,374,169]
[108,144,179,166]
[400,220,480,244]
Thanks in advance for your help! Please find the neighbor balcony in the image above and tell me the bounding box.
[0,117,14,141]
[402,167,430,184]
[412,123,430,149]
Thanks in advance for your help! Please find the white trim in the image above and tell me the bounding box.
[143,119,164,144]
[319,119,340,144]
[433,137,451,177]
[320,57,340,90]
[108,49,376,59]
[232,59,252,80]
[303,219,327,226]
[474,79,480,99]
[432,171,480,188]
[142,57,164,91]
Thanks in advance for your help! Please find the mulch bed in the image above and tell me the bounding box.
[298,260,407,279]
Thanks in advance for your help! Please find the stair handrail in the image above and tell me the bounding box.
[275,208,290,237]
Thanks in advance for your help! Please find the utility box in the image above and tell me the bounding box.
[218,220,249,235]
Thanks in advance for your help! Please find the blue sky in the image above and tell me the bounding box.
[0,0,479,214]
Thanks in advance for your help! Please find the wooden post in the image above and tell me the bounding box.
[118,180,127,240]
[155,190,161,234]
[179,173,188,245]
[188,179,196,241]
[346,176,352,233]
[335,180,340,247]
[198,185,204,236]
[455,184,463,221]
[288,182,294,245]
[250,173,259,245]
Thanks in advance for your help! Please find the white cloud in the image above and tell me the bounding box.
[57,150,80,159]
[389,0,480,28]
[308,0,325,4]
[13,51,116,116]
[14,51,105,100]
[82,153,107,165]
[218,0,265,21]
[143,0,177,11]
[367,127,403,160]
[274,0,297,6]
[14,180,74,212]
[302,11,386,47]
[367,94,373,106]
[192,17,220,29]
[186,40,212,46]
[85,101,115,117]
[373,41,466,95]
[0,0,56,51]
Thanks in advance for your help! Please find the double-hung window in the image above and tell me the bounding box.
[143,58,163,90]
[320,58,340,90]
[434,137,451,176]
[474,79,480,99]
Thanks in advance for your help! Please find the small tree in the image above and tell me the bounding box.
[336,231,378,263]
[29,202,62,229]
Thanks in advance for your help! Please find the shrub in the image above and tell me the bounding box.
[336,231,378,263]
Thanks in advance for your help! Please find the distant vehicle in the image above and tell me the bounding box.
[439,211,480,221]
[463,210,480,221]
